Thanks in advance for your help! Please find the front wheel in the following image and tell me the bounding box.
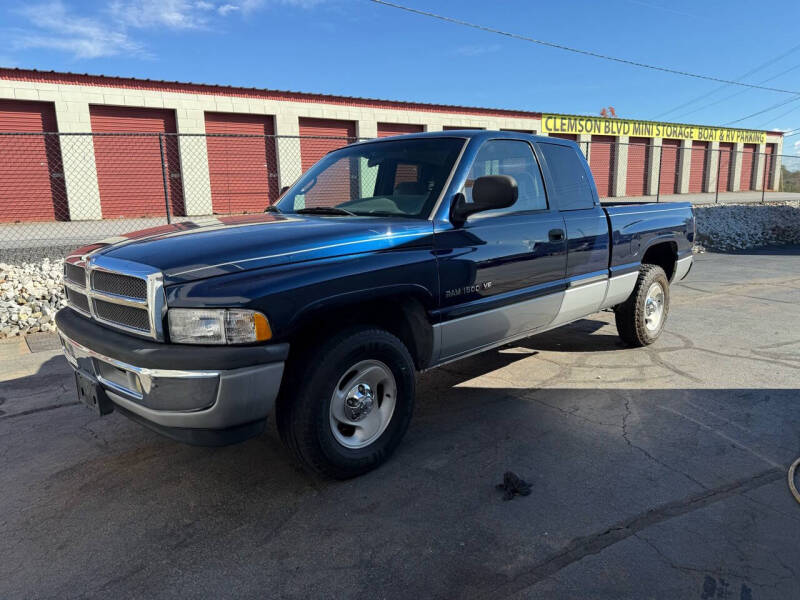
[277,327,415,479]
[614,264,670,347]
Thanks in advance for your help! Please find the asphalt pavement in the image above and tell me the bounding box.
[1,248,799,599]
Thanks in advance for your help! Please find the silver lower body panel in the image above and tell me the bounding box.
[432,269,641,365]
[436,291,564,361]
[674,256,693,281]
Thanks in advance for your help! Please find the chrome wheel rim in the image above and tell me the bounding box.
[644,282,665,332]
[329,359,397,449]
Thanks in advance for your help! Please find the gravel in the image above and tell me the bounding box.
[0,203,798,338]
[694,201,800,252]
[0,259,65,338]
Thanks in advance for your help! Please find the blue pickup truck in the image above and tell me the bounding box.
[56,130,694,478]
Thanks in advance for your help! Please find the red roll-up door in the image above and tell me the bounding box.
[659,139,681,195]
[90,106,183,218]
[442,126,484,130]
[0,100,67,222]
[377,123,424,138]
[204,112,278,214]
[739,143,756,191]
[689,141,708,193]
[549,133,577,141]
[590,135,614,198]
[717,142,734,192]
[763,143,775,190]
[298,118,356,172]
[625,137,650,197]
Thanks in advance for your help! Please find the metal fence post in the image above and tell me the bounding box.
[714,149,721,204]
[655,145,662,203]
[158,133,172,224]
[761,151,768,204]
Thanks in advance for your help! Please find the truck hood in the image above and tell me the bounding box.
[71,213,434,284]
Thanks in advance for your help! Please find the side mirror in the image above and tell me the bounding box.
[450,175,518,226]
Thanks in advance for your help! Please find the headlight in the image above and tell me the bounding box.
[167,308,272,344]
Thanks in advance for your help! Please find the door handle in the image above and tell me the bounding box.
[548,228,565,242]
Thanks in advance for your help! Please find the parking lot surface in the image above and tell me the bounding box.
[1,248,799,599]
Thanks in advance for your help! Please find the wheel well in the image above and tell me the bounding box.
[641,241,677,281]
[288,296,433,371]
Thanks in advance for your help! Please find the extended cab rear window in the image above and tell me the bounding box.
[539,143,595,211]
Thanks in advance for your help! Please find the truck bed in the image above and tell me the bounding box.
[602,201,695,271]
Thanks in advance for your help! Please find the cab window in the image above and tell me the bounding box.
[464,140,547,217]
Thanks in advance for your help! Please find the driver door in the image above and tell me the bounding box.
[434,139,568,361]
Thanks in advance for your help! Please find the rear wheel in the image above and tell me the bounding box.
[614,264,670,347]
[277,327,415,479]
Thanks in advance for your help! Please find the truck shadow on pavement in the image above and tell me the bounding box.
[1,322,798,599]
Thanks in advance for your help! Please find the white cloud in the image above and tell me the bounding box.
[218,3,240,15]
[12,1,144,59]
[9,0,325,60]
[109,0,216,30]
[455,44,501,57]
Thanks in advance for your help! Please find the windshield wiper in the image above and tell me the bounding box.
[264,205,282,213]
[296,206,357,216]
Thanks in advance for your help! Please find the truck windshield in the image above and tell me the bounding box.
[276,137,464,219]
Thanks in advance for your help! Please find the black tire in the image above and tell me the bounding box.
[276,327,415,479]
[614,264,670,347]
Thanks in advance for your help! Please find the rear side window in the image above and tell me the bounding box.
[539,143,595,211]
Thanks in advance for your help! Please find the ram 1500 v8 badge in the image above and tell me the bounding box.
[56,131,695,479]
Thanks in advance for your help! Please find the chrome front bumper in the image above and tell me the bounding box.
[59,332,285,434]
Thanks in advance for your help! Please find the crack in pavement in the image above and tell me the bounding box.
[620,393,708,490]
[653,404,785,469]
[634,532,794,592]
[475,468,784,599]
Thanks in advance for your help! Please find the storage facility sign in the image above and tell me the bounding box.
[541,114,767,144]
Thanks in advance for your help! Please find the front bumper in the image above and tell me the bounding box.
[56,307,288,446]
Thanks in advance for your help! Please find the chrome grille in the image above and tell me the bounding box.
[93,299,150,331]
[92,270,147,299]
[62,255,166,341]
[64,262,86,287]
[65,287,91,314]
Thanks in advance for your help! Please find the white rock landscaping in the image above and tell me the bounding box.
[693,202,800,252]
[0,258,65,338]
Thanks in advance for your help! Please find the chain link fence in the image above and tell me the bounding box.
[0,132,798,262]
[573,140,800,204]
[0,132,359,262]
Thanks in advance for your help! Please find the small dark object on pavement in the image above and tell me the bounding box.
[496,471,532,500]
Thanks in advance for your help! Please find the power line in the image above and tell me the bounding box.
[367,0,800,95]
[723,95,800,126]
[755,102,800,129]
[673,63,800,121]
[653,45,800,120]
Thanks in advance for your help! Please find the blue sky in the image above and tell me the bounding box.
[2,0,800,140]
